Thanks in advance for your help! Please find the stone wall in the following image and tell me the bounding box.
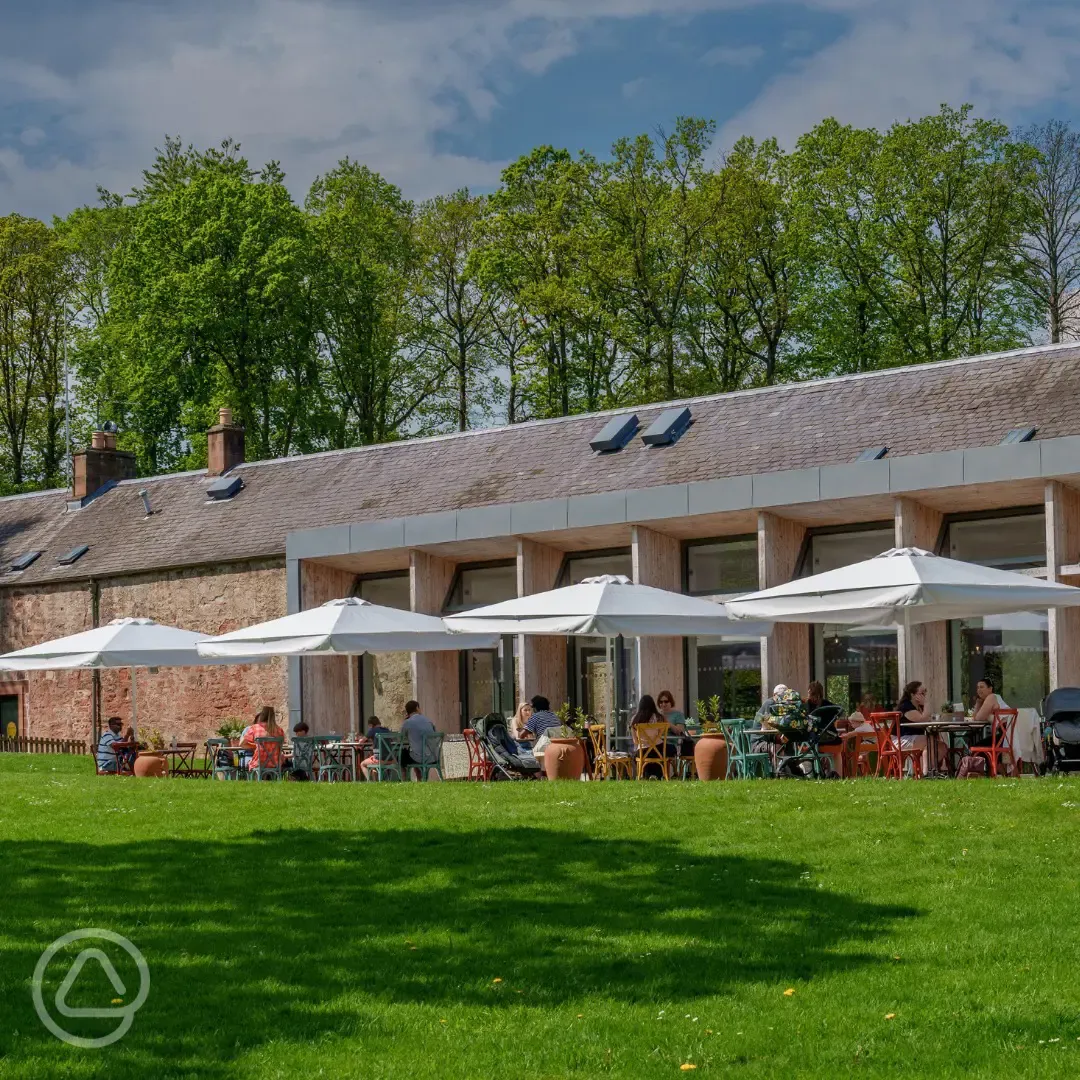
[1,560,287,744]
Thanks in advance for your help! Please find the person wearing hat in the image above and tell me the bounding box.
[754,684,788,727]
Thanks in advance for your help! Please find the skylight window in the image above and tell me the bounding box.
[641,407,692,447]
[207,475,243,501]
[1000,426,1037,444]
[589,414,638,453]
[56,545,89,566]
[10,551,41,571]
[856,446,888,461]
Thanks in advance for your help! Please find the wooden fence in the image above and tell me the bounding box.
[0,736,87,755]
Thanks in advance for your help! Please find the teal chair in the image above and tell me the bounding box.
[407,732,445,781]
[315,735,352,783]
[289,736,317,780]
[206,738,240,781]
[721,719,772,779]
[368,732,404,782]
[249,736,284,781]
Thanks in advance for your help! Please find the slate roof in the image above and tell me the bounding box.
[2,341,1078,587]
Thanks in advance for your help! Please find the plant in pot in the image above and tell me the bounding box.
[692,695,730,780]
[216,719,244,745]
[545,703,588,780]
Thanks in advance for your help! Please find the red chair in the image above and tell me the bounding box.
[869,712,923,779]
[463,728,493,782]
[970,708,1019,778]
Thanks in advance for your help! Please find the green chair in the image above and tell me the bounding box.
[206,738,240,781]
[315,735,352,782]
[249,736,284,781]
[368,732,404,782]
[289,735,317,780]
[721,719,772,779]
[408,731,445,781]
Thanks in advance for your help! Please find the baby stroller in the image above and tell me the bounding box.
[770,696,843,779]
[1042,688,1080,772]
[473,714,542,780]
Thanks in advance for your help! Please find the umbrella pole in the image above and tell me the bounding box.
[348,655,358,736]
[131,667,138,741]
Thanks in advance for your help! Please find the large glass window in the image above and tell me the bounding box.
[809,527,898,713]
[688,636,761,720]
[948,513,1046,569]
[946,512,1048,708]
[357,573,412,727]
[686,537,758,596]
[563,551,632,585]
[445,563,518,611]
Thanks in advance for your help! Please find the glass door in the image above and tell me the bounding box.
[463,638,516,722]
[0,695,17,738]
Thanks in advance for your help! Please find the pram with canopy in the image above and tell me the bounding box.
[473,713,542,780]
[1042,688,1080,772]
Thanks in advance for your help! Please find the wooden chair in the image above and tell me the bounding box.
[168,743,199,777]
[970,708,1019,777]
[839,729,878,777]
[463,728,493,781]
[91,738,136,776]
[634,722,673,780]
[587,724,633,780]
[869,712,922,779]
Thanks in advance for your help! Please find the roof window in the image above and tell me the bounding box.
[589,414,638,453]
[56,545,89,566]
[10,550,41,571]
[856,446,888,461]
[641,406,692,447]
[1000,426,1036,444]
[207,475,243,501]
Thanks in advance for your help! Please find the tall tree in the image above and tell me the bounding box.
[307,160,440,445]
[1015,119,1080,342]
[415,190,495,431]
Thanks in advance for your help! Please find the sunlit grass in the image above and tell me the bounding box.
[1,754,1079,1078]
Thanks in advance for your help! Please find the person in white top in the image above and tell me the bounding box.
[973,677,1008,723]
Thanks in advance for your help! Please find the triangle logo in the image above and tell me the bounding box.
[54,948,128,1019]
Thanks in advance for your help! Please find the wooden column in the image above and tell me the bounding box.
[410,551,460,733]
[299,561,358,734]
[1046,481,1080,689]
[894,498,947,706]
[758,512,809,698]
[632,525,685,709]
[516,539,566,708]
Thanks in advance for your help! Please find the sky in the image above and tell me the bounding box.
[2,0,1080,219]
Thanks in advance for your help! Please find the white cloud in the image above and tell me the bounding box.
[1,0,1080,219]
[701,44,764,67]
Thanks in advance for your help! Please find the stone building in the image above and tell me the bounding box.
[3,343,1080,742]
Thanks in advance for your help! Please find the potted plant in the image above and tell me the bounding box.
[216,719,244,746]
[545,704,588,780]
[693,695,729,780]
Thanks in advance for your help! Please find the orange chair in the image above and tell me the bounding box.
[588,724,633,780]
[839,729,878,777]
[869,712,923,779]
[463,728,493,782]
[970,708,1019,778]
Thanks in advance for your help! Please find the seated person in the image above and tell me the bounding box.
[972,677,1010,741]
[896,680,945,773]
[360,715,394,779]
[805,680,837,716]
[286,721,314,780]
[844,692,877,731]
[510,702,533,749]
[520,695,563,757]
[96,715,135,773]
[401,700,437,778]
[656,691,695,758]
[630,695,665,744]
[240,705,284,771]
[755,684,788,727]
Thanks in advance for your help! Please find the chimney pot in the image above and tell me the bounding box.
[91,431,106,451]
[207,406,245,477]
[102,432,117,452]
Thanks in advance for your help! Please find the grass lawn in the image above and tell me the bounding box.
[2,756,1080,1078]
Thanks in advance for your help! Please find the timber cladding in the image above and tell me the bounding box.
[1,560,288,743]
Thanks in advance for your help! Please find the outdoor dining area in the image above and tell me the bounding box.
[4,545,1080,784]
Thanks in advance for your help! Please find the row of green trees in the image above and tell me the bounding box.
[2,105,1079,489]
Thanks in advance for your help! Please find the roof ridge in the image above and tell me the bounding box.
[0,486,68,505]
[237,341,1078,472]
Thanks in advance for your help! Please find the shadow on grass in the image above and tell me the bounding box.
[0,827,917,1076]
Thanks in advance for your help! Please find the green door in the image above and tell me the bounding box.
[0,695,19,738]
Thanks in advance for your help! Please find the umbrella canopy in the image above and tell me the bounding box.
[726,547,1080,627]
[0,617,250,671]
[444,575,771,637]
[196,597,499,658]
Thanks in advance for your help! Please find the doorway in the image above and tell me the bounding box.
[0,694,19,738]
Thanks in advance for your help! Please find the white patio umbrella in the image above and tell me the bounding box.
[196,597,499,731]
[726,547,1080,626]
[0,617,261,738]
[443,574,771,637]
[445,575,771,735]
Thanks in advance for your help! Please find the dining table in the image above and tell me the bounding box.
[898,716,986,776]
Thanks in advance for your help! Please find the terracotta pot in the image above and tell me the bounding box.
[694,733,728,781]
[544,738,585,781]
[133,752,167,778]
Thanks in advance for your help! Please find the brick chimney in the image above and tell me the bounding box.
[72,431,136,502]
[207,407,245,477]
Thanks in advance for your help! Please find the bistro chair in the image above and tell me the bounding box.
[368,732,405,782]
[839,729,878,777]
[407,732,445,781]
[205,738,238,780]
[587,724,633,781]
[249,736,284,781]
[634,722,673,780]
[970,707,1019,778]
[463,728,493,781]
[168,742,199,778]
[720,719,772,779]
[315,736,353,782]
[91,739,136,777]
[869,712,922,779]
[289,735,317,780]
